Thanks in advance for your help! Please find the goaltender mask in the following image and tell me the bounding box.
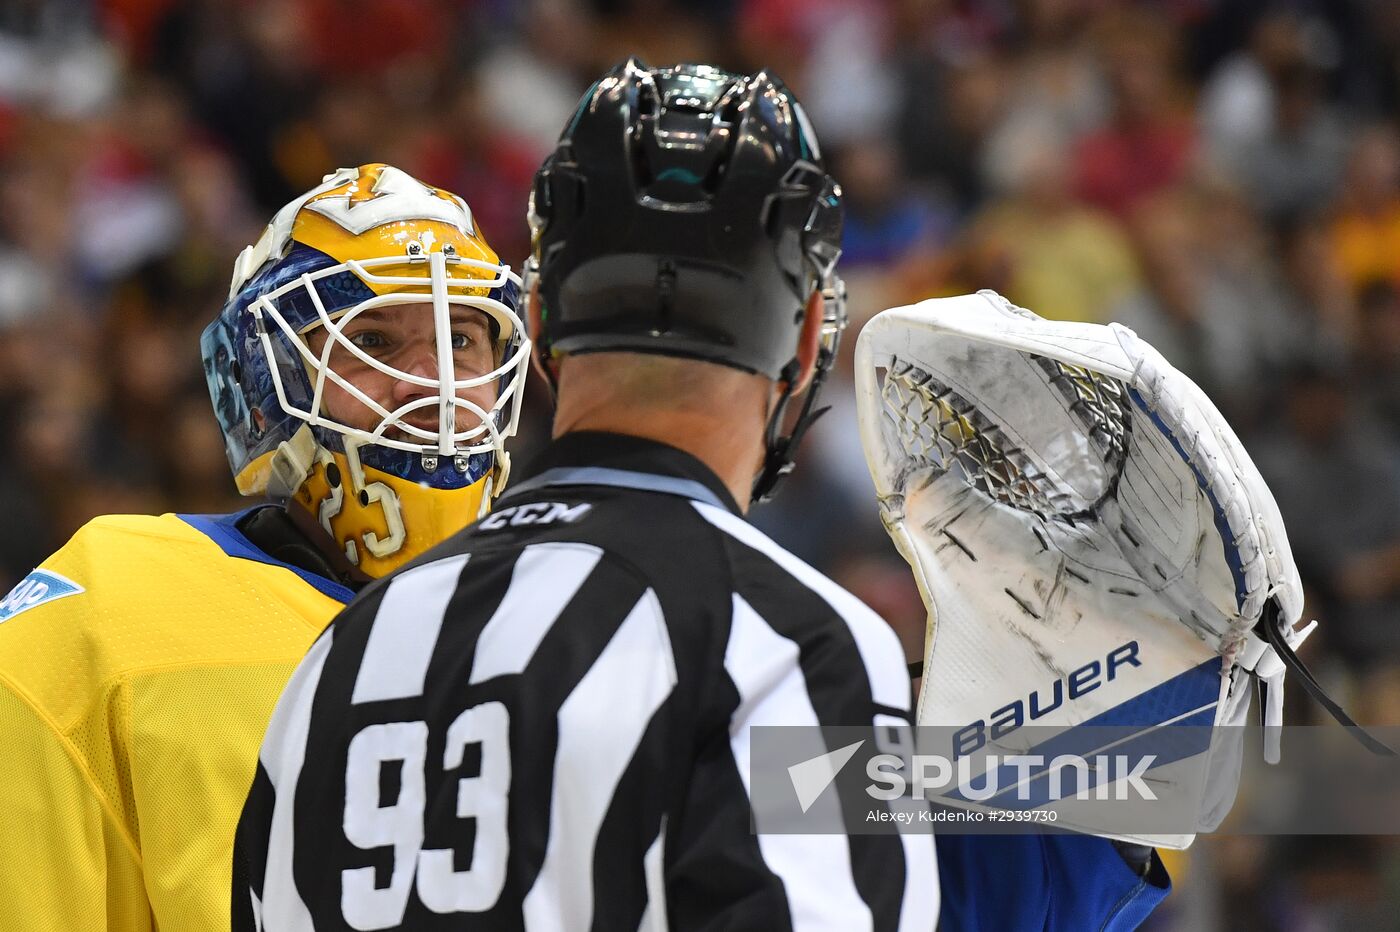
[0,163,528,930]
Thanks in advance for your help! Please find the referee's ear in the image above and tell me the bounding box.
[790,288,825,396]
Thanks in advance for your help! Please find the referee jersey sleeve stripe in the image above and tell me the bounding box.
[233,763,275,932]
[257,632,333,932]
[351,555,470,704]
[693,502,910,712]
[637,816,668,932]
[725,593,874,932]
[523,588,676,931]
[470,543,605,684]
[898,832,938,932]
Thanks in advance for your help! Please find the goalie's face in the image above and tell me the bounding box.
[302,302,500,441]
[205,163,533,578]
[283,297,516,579]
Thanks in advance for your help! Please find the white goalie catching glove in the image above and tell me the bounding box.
[855,291,1390,849]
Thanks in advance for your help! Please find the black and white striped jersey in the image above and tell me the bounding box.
[232,431,937,931]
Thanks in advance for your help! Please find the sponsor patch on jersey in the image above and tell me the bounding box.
[0,570,84,623]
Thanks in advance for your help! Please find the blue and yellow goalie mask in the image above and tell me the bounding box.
[201,164,530,577]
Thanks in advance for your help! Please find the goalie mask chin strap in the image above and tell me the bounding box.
[1256,600,1394,757]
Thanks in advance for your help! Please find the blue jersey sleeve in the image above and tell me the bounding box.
[935,833,1170,931]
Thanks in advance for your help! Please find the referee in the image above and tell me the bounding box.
[233,60,935,931]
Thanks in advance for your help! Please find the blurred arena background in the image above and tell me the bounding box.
[1,0,1398,928]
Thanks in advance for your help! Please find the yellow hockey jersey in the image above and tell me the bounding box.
[0,510,352,930]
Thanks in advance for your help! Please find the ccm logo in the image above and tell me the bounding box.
[479,501,592,531]
[953,641,1142,757]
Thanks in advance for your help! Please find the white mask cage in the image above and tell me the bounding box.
[251,247,530,463]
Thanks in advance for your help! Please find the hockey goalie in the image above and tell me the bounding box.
[855,290,1389,858]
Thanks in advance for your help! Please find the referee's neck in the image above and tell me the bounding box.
[550,353,771,513]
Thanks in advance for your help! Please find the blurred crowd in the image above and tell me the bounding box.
[1,0,1399,928]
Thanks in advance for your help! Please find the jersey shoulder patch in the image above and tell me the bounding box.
[0,569,84,624]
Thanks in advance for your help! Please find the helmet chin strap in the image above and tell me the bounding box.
[752,273,847,505]
[751,344,836,505]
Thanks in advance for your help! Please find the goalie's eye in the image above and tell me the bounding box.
[349,331,390,351]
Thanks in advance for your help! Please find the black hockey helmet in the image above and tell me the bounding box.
[525,59,847,501]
